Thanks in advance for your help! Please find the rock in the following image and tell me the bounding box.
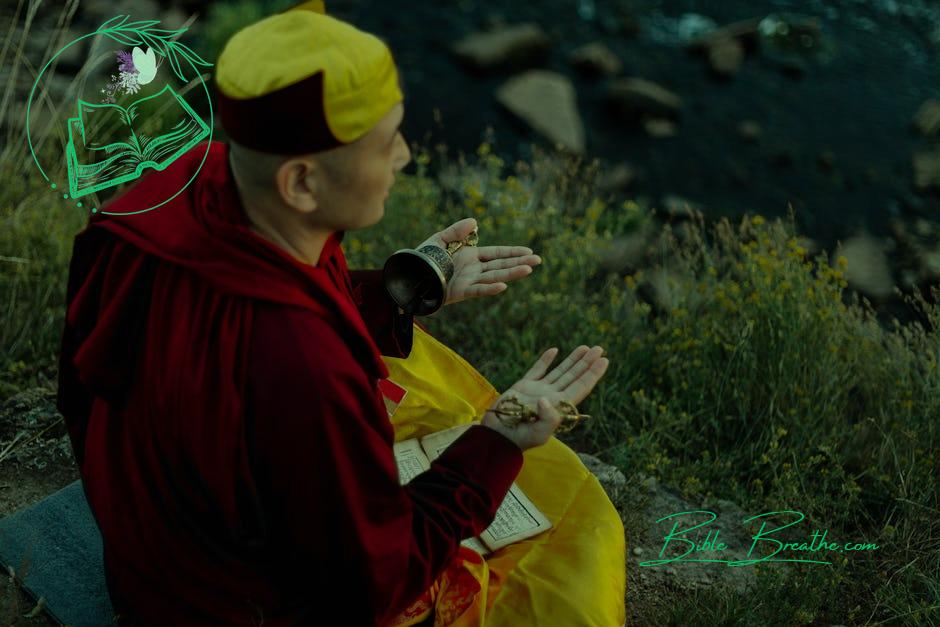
[707,37,745,77]
[835,233,896,300]
[913,99,940,136]
[495,70,585,154]
[606,77,683,120]
[737,120,762,142]
[568,42,622,77]
[756,13,826,78]
[451,23,552,73]
[912,146,940,192]
[643,117,678,138]
[576,453,627,496]
[677,14,719,44]
[627,481,781,594]
[686,17,764,53]
[597,162,637,193]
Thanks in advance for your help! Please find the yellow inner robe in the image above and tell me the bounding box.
[381,323,627,627]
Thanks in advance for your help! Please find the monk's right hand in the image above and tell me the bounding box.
[481,345,609,452]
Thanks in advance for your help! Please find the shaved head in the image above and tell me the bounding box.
[226,101,409,267]
[228,140,356,200]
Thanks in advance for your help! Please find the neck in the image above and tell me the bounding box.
[229,154,332,267]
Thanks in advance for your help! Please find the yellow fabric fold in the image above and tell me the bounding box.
[382,323,626,626]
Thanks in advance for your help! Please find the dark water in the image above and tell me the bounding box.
[323,0,940,251]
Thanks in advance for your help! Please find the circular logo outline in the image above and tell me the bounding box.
[26,17,214,216]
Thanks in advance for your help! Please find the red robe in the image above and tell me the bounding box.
[56,141,524,625]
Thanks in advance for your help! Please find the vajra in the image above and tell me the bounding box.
[488,394,590,434]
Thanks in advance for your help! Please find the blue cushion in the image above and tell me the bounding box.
[0,479,116,625]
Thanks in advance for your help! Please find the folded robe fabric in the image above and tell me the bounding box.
[380,325,628,627]
[55,140,527,625]
[3,322,626,626]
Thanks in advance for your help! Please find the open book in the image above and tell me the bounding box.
[393,423,552,556]
[65,84,210,199]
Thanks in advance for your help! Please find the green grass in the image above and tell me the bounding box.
[345,140,939,625]
[4,132,937,624]
[2,2,939,624]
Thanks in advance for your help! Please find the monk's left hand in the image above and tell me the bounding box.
[417,218,542,307]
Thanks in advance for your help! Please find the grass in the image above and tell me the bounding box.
[345,139,940,625]
[2,1,939,625]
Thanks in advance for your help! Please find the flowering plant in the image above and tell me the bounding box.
[100,50,140,103]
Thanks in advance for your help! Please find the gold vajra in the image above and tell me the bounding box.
[488,394,590,433]
[445,227,479,256]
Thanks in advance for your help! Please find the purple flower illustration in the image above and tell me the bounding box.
[116,50,136,74]
[100,49,141,103]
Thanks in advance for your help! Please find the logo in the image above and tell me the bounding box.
[26,14,214,216]
[640,510,880,568]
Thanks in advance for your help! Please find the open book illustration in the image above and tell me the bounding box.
[65,84,210,198]
[393,423,552,556]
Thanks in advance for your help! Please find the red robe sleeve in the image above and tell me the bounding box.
[246,305,523,626]
[348,269,414,358]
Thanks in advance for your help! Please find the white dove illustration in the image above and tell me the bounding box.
[132,46,157,85]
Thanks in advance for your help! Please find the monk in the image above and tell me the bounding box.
[57,2,624,626]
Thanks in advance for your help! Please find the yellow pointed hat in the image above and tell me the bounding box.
[215,0,404,154]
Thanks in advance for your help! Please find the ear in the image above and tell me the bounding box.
[276,159,319,212]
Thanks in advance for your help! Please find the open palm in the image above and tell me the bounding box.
[483,345,609,450]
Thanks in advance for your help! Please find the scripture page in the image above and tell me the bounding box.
[393,432,491,556]
[420,423,552,553]
[477,484,552,552]
[392,438,431,485]
[418,423,475,462]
